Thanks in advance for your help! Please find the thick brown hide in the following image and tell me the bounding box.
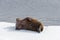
[16,17,44,33]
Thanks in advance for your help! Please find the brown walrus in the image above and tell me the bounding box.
[16,17,44,33]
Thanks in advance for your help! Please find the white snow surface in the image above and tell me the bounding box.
[0,22,60,40]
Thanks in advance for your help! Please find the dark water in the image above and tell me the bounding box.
[0,0,60,26]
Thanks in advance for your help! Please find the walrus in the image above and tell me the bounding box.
[16,17,44,33]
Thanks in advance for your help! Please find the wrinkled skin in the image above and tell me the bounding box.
[16,17,44,33]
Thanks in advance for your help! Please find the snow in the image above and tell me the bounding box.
[0,22,60,40]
